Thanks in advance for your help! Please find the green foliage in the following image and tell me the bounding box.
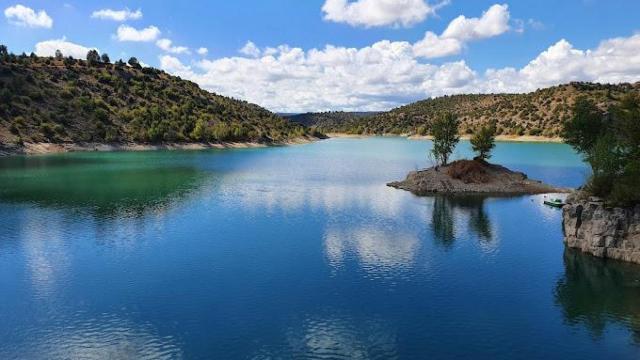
[431,113,460,166]
[128,57,142,70]
[101,53,111,64]
[86,50,100,66]
[565,94,640,205]
[561,97,605,154]
[470,123,496,160]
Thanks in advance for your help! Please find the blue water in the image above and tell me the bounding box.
[1,137,639,359]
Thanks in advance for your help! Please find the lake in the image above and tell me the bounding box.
[1,137,639,359]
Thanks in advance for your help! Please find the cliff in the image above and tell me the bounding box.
[563,198,640,264]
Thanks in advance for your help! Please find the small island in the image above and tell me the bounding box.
[388,159,568,195]
[388,113,568,196]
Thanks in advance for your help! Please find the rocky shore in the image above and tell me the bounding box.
[0,137,316,156]
[388,159,569,195]
[563,196,640,264]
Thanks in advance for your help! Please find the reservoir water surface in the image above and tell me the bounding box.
[1,137,639,359]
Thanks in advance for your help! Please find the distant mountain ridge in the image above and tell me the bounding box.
[290,82,640,137]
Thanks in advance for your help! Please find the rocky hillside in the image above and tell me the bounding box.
[299,82,640,137]
[285,111,378,128]
[0,52,312,148]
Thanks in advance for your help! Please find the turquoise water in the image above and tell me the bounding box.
[0,137,638,359]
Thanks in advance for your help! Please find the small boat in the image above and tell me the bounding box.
[544,198,565,208]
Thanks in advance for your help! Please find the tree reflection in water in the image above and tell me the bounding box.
[430,196,494,249]
[555,249,640,343]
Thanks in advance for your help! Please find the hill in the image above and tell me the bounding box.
[0,50,315,152]
[285,111,378,128]
[297,82,640,137]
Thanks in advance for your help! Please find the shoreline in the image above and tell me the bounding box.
[327,133,564,143]
[0,137,315,157]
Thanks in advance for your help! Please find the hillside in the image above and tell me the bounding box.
[0,51,314,151]
[285,111,378,128]
[299,82,640,137]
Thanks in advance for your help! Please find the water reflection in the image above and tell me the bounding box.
[430,196,495,249]
[0,312,183,360]
[555,249,640,343]
[283,314,398,360]
[324,225,420,278]
[0,155,208,219]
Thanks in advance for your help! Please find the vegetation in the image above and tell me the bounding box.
[292,82,640,137]
[470,123,496,160]
[431,113,460,166]
[0,45,313,146]
[563,95,640,206]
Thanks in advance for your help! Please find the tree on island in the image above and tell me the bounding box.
[470,122,496,160]
[562,95,640,205]
[431,113,460,166]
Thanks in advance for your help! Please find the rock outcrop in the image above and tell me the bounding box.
[388,159,569,195]
[563,197,640,264]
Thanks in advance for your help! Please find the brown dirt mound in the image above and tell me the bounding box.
[446,159,491,184]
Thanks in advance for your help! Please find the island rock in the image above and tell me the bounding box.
[388,159,568,195]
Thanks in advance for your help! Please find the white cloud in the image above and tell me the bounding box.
[442,4,510,41]
[196,47,208,56]
[156,38,190,54]
[34,38,97,59]
[4,4,53,28]
[322,0,448,28]
[413,4,510,59]
[239,41,261,57]
[116,25,160,42]
[91,8,142,21]
[158,33,640,113]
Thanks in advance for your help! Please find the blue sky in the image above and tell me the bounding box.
[2,1,640,112]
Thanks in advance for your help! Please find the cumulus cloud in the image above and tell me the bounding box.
[158,33,640,113]
[4,4,53,28]
[91,8,142,21]
[156,38,190,54]
[413,4,510,59]
[34,38,97,59]
[196,47,208,56]
[322,0,448,28]
[239,41,261,57]
[116,25,160,42]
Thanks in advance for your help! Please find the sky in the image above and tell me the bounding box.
[1,0,640,113]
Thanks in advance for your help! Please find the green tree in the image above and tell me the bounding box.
[563,93,640,205]
[0,44,7,59]
[55,49,63,60]
[470,123,496,160]
[101,53,111,64]
[128,57,142,69]
[431,113,460,166]
[561,97,605,155]
[86,49,100,66]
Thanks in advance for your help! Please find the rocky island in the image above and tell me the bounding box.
[388,159,568,195]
